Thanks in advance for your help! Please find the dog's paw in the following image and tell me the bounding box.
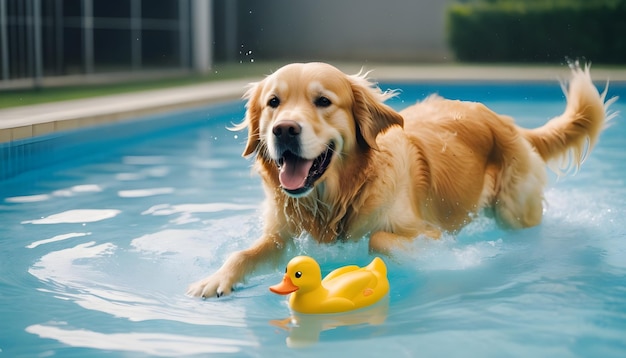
[186,272,237,298]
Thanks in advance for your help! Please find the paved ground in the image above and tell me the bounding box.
[2,64,625,143]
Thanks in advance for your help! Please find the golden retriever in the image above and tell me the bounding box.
[187,62,614,298]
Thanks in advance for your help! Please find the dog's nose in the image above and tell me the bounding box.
[272,120,302,139]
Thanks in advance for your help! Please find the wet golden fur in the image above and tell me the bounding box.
[188,62,615,298]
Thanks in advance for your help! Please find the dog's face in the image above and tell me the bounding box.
[237,62,403,198]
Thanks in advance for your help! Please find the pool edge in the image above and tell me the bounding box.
[0,78,253,143]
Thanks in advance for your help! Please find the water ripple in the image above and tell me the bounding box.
[26,324,257,356]
[28,241,249,326]
[26,232,92,249]
[22,209,121,224]
[118,187,175,198]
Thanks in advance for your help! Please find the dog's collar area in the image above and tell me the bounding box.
[278,141,335,197]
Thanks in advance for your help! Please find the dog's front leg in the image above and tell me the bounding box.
[187,234,285,298]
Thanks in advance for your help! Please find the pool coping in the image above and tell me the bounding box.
[2,64,626,144]
[0,78,254,143]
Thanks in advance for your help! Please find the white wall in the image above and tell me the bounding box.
[216,0,452,63]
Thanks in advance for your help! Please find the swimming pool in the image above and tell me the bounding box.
[1,80,625,357]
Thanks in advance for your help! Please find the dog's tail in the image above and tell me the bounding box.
[520,63,618,175]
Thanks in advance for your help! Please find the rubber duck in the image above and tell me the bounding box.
[269,256,389,314]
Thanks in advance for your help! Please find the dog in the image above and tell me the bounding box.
[187,62,614,298]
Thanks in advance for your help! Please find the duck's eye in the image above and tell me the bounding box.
[295,271,302,279]
[314,96,332,108]
[284,267,287,273]
[268,96,280,108]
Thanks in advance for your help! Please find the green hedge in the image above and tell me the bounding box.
[447,0,626,63]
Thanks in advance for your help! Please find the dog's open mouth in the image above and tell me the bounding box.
[277,142,335,196]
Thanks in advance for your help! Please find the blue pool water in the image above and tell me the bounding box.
[1,80,625,357]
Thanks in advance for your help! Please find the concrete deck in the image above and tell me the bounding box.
[2,64,625,143]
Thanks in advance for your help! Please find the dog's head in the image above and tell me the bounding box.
[235,62,403,198]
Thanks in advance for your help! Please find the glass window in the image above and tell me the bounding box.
[63,0,82,17]
[141,29,179,67]
[94,28,132,71]
[93,0,130,18]
[142,0,178,20]
[62,27,84,74]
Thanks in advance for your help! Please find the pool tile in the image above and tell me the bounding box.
[12,125,33,140]
[0,129,11,143]
[55,119,80,131]
[33,122,55,137]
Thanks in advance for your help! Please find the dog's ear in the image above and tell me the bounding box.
[349,73,404,151]
[232,81,263,157]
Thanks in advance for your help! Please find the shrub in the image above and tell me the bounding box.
[447,0,626,63]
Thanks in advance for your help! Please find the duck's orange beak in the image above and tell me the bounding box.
[269,275,299,295]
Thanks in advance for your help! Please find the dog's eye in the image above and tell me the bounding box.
[267,96,280,108]
[295,271,302,279]
[314,96,332,108]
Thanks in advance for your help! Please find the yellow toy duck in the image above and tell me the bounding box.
[269,256,389,314]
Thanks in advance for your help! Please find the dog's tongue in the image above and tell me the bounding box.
[279,155,313,190]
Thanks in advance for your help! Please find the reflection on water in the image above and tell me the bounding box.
[22,209,121,224]
[28,231,250,326]
[118,187,175,198]
[271,297,389,348]
[6,185,104,203]
[23,219,262,356]
[26,324,257,356]
[26,232,92,249]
